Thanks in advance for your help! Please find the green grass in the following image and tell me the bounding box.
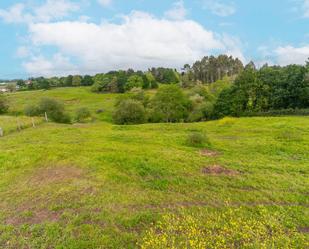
[0,113,308,248]
[0,115,44,136]
[6,87,120,122]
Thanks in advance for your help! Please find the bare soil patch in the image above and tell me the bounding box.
[298,227,309,234]
[5,209,61,226]
[202,165,239,176]
[200,149,220,157]
[28,165,84,186]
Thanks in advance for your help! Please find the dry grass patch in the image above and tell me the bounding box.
[28,165,84,186]
[202,165,239,176]
[200,149,220,157]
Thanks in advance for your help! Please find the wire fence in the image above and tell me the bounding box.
[0,116,46,137]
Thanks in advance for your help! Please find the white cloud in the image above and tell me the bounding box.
[25,11,244,76]
[303,0,309,17]
[0,0,79,24]
[98,0,112,7]
[275,45,309,65]
[33,0,80,23]
[16,46,31,58]
[23,53,78,77]
[0,3,30,23]
[165,1,187,20]
[203,0,236,17]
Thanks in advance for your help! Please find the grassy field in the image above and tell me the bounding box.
[6,87,119,122]
[0,111,308,247]
[0,116,44,136]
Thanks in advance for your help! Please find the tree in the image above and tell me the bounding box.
[113,99,146,124]
[65,75,73,86]
[16,80,26,88]
[81,75,94,86]
[0,95,9,114]
[150,85,190,122]
[125,75,143,91]
[72,75,82,87]
[6,83,17,92]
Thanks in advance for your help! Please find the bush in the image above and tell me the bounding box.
[75,107,92,123]
[186,132,208,147]
[150,85,191,123]
[38,98,71,123]
[125,75,143,91]
[24,104,41,117]
[113,99,146,125]
[0,95,9,114]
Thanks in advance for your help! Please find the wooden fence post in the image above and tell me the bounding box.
[0,127,3,137]
[45,112,48,122]
[17,119,21,131]
[32,118,36,128]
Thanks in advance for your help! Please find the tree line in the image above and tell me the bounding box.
[1,55,309,124]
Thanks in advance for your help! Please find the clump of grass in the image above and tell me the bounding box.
[75,107,92,123]
[186,132,209,147]
[139,207,308,249]
[276,130,303,142]
[218,117,237,126]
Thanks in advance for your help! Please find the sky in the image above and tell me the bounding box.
[0,0,309,79]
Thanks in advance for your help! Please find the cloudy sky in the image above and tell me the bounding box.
[0,0,309,78]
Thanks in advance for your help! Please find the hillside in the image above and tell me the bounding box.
[6,87,120,122]
[0,113,308,248]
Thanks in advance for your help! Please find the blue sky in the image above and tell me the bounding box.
[0,0,309,79]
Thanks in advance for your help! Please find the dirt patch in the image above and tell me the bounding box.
[5,209,61,226]
[298,227,309,234]
[202,165,239,176]
[28,165,84,186]
[200,149,220,157]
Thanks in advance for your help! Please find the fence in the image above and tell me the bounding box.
[0,116,46,137]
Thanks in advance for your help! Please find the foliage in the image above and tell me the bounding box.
[0,94,9,114]
[125,75,144,91]
[150,67,180,84]
[150,85,190,122]
[72,75,82,87]
[75,107,92,123]
[140,207,308,249]
[186,132,208,147]
[188,55,243,83]
[38,98,71,123]
[214,64,309,118]
[6,83,17,92]
[113,99,146,124]
[24,104,41,117]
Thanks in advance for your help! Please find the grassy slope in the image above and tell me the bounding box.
[0,114,308,248]
[6,87,119,122]
[0,116,44,135]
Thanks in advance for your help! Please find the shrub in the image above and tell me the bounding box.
[38,98,71,123]
[75,107,92,123]
[24,104,41,117]
[150,85,191,122]
[125,75,143,91]
[0,95,9,114]
[113,99,146,125]
[186,132,208,147]
[139,207,307,249]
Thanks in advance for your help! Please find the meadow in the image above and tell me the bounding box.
[6,87,118,122]
[0,88,308,248]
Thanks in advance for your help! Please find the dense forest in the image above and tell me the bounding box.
[1,55,309,124]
